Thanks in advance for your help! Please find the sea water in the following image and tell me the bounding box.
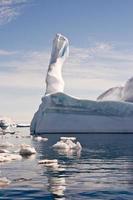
[0,128,133,200]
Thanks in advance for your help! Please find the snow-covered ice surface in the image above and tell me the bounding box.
[31,33,133,133]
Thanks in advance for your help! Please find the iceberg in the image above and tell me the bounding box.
[97,87,123,101]
[0,116,16,134]
[97,77,133,103]
[31,34,133,134]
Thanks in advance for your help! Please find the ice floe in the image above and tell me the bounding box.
[0,153,22,162]
[0,142,14,148]
[0,177,11,187]
[53,137,82,150]
[0,149,9,153]
[19,144,36,156]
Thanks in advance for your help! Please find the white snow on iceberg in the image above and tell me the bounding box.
[97,87,123,101]
[97,77,133,103]
[45,33,69,95]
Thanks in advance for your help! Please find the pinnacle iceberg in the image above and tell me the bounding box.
[31,34,133,134]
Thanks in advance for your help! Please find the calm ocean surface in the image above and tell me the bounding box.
[0,128,133,200]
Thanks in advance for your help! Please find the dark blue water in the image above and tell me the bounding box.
[0,129,133,200]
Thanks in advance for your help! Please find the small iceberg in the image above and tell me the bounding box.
[53,137,82,150]
[0,153,22,163]
[0,116,16,134]
[0,142,14,148]
[0,177,11,187]
[19,144,36,156]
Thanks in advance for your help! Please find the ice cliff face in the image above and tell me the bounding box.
[31,92,133,133]
[45,34,69,95]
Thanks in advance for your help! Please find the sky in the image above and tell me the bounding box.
[1,0,133,122]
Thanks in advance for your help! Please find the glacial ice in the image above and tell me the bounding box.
[45,33,69,95]
[31,33,133,134]
[123,77,133,102]
[97,77,133,103]
[97,87,123,101]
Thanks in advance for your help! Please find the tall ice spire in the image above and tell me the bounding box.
[45,33,69,95]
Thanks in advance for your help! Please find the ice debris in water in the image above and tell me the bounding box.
[0,149,9,153]
[33,136,48,142]
[19,144,36,156]
[0,153,22,162]
[0,142,14,148]
[52,137,82,150]
[0,177,11,187]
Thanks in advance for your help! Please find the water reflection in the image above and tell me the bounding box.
[48,176,66,199]
[53,147,81,158]
[39,160,66,199]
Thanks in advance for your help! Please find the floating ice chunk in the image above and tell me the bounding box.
[0,177,11,187]
[19,144,36,156]
[0,142,14,148]
[0,155,10,162]
[0,153,22,162]
[52,141,70,150]
[0,149,9,153]
[8,154,22,161]
[33,136,48,142]
[0,116,15,128]
[53,138,82,151]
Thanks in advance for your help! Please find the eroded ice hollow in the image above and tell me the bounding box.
[31,34,133,134]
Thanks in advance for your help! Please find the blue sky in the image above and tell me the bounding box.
[0,0,133,122]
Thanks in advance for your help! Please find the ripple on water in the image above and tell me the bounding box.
[0,129,133,199]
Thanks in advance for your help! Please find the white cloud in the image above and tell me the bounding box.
[0,0,27,6]
[0,0,29,25]
[0,41,133,98]
[0,49,17,56]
